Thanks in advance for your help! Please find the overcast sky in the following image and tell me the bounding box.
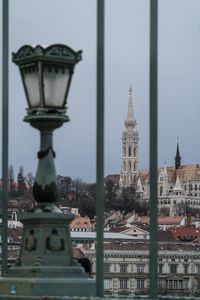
[1,0,200,183]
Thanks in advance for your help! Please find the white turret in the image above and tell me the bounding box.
[173,176,183,195]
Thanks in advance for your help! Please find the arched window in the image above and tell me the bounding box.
[123,162,126,172]
[123,147,126,157]
[134,147,137,157]
[195,184,198,191]
[129,147,131,157]
[129,161,131,171]
[134,161,137,171]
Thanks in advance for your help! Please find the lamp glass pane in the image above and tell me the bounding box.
[23,68,40,107]
[43,65,70,107]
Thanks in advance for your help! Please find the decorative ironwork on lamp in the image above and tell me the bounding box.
[0,44,95,299]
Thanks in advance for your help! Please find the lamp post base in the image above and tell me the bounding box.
[0,208,95,298]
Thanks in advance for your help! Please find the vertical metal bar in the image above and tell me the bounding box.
[96,0,105,297]
[149,0,158,299]
[2,0,9,275]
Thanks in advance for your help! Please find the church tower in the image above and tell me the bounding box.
[175,141,181,170]
[119,87,139,188]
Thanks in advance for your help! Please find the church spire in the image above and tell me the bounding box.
[175,138,181,170]
[127,85,134,122]
[120,87,139,188]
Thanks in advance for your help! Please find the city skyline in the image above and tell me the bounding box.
[1,0,200,182]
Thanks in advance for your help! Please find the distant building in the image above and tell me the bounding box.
[60,206,79,216]
[105,88,200,216]
[69,216,94,232]
[86,240,200,296]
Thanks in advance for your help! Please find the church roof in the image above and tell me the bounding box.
[137,163,200,184]
[176,163,200,181]
[105,163,200,186]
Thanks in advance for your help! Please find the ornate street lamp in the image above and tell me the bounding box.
[14,44,81,206]
[0,44,95,298]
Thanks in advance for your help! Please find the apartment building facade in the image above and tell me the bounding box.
[85,242,200,296]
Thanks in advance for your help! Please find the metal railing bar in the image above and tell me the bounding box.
[2,0,9,276]
[149,0,158,299]
[96,0,105,297]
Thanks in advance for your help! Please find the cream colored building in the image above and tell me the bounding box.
[86,242,200,296]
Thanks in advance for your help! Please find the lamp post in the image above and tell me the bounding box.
[0,44,95,299]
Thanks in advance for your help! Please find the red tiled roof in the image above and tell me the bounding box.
[158,216,184,225]
[169,227,200,242]
[139,216,184,225]
[70,216,93,229]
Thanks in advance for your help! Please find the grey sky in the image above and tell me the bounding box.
[1,0,200,183]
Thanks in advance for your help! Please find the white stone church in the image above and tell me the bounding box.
[113,87,200,215]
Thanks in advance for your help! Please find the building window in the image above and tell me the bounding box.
[137,264,144,273]
[104,263,110,273]
[197,278,200,290]
[168,280,180,290]
[160,186,163,196]
[159,264,163,274]
[184,264,188,274]
[174,280,178,289]
[123,147,126,157]
[129,146,131,157]
[179,280,183,289]
[123,162,126,172]
[104,279,111,290]
[119,279,128,289]
[137,279,144,289]
[170,264,177,274]
[158,279,164,289]
[120,263,128,273]
[197,265,200,274]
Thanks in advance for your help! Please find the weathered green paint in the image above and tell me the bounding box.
[2,0,9,276]
[149,1,158,299]
[0,43,96,298]
[12,44,82,111]
[0,211,95,297]
[33,131,58,203]
[24,113,69,204]
[96,0,105,297]
[12,44,82,66]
